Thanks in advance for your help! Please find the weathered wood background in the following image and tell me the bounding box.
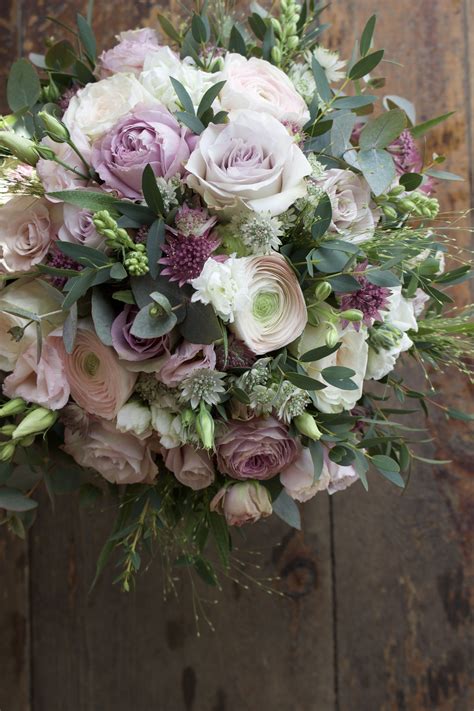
[0,1,473,709]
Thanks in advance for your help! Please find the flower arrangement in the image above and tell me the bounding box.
[0,2,472,593]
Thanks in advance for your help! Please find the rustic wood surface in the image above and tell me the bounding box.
[0,1,473,709]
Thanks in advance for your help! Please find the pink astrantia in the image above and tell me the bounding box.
[339,261,390,330]
[159,231,220,286]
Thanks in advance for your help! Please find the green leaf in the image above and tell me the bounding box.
[322,366,358,390]
[175,111,205,134]
[191,14,209,43]
[7,58,41,112]
[309,440,324,480]
[358,148,396,195]
[141,164,165,215]
[45,40,76,71]
[424,168,463,182]
[48,190,118,212]
[359,109,407,150]
[63,302,78,354]
[399,172,423,191]
[366,269,400,287]
[371,454,405,487]
[328,274,362,293]
[56,241,110,268]
[311,55,332,103]
[179,301,221,344]
[170,76,195,115]
[197,81,226,120]
[311,193,332,239]
[360,15,376,56]
[0,487,38,512]
[231,387,251,404]
[300,343,341,362]
[353,449,369,490]
[157,14,181,43]
[332,94,377,110]
[77,14,96,62]
[114,201,156,225]
[273,490,301,530]
[349,49,384,80]
[410,111,454,139]
[330,112,357,158]
[284,371,326,391]
[248,13,267,40]
[229,25,247,56]
[193,557,218,586]
[313,246,351,273]
[91,287,115,347]
[112,290,135,305]
[209,511,231,568]
[110,262,128,280]
[130,303,177,339]
[262,25,275,62]
[62,269,97,309]
[147,219,165,280]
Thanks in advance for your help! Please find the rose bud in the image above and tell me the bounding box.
[210,481,272,527]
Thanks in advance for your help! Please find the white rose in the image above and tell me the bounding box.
[220,54,310,126]
[140,47,222,112]
[190,255,251,322]
[366,331,413,381]
[186,109,311,217]
[280,447,331,502]
[63,73,155,140]
[326,457,359,494]
[384,286,418,332]
[0,278,65,371]
[116,400,152,438]
[296,323,368,413]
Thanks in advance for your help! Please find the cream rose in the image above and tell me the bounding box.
[0,278,65,372]
[52,322,137,420]
[186,109,311,216]
[220,54,310,126]
[280,447,330,502]
[210,481,272,526]
[0,196,59,273]
[63,73,155,140]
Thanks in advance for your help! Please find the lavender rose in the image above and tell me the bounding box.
[216,416,300,480]
[163,444,215,490]
[58,203,107,251]
[210,481,272,526]
[91,104,195,199]
[98,28,159,78]
[111,305,172,362]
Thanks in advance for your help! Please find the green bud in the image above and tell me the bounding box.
[38,111,70,142]
[287,22,297,35]
[270,18,282,34]
[0,442,16,462]
[314,281,332,301]
[325,325,339,348]
[339,309,364,322]
[389,185,405,197]
[0,398,27,418]
[294,413,322,441]
[17,435,36,447]
[181,409,195,427]
[12,407,58,441]
[399,199,417,212]
[271,46,282,64]
[287,35,299,50]
[149,304,166,318]
[35,144,56,160]
[0,131,39,166]
[382,205,398,220]
[196,402,215,450]
[0,424,16,436]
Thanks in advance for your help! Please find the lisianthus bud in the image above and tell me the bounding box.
[17,435,36,447]
[0,442,16,462]
[181,408,195,427]
[11,407,58,440]
[196,402,215,450]
[38,111,70,142]
[271,46,282,64]
[382,205,398,220]
[314,281,332,301]
[0,132,39,166]
[325,325,339,348]
[0,424,16,436]
[294,413,322,440]
[0,398,27,418]
[339,309,364,322]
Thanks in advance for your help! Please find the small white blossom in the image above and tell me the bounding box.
[190,255,251,322]
[232,212,283,255]
[179,368,226,409]
[312,47,347,83]
[116,401,152,438]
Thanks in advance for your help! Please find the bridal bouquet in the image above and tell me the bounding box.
[0,1,471,591]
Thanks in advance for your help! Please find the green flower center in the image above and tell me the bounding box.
[253,290,280,323]
[84,352,100,377]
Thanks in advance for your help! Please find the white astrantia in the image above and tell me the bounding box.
[190,255,251,322]
[312,47,347,83]
[231,212,283,255]
[116,400,152,439]
[179,369,226,409]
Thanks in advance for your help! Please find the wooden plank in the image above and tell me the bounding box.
[324,1,474,708]
[29,489,334,711]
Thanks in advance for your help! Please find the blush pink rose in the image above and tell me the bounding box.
[37,131,91,199]
[210,481,272,526]
[52,322,137,420]
[0,197,59,273]
[98,28,159,78]
[63,418,158,484]
[3,337,70,410]
[162,444,215,490]
[216,416,300,480]
[158,341,216,387]
[280,447,330,502]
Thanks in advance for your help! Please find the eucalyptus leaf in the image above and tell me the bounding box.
[130,303,177,339]
[48,190,118,212]
[179,301,221,344]
[91,288,115,346]
[359,109,407,150]
[142,164,165,215]
[7,58,41,112]
[410,111,454,139]
[147,219,166,279]
[56,241,110,267]
[284,371,326,391]
[360,15,376,56]
[300,343,341,362]
[366,269,400,287]
[77,14,96,62]
[170,77,195,115]
[311,55,332,103]
[273,490,301,530]
[0,487,38,512]
[358,148,396,195]
[348,49,384,80]
[176,111,205,134]
[309,440,324,481]
[311,193,332,239]
[63,302,78,353]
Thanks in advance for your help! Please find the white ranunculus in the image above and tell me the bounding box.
[384,286,418,332]
[190,255,251,323]
[366,331,413,381]
[0,278,65,371]
[63,73,155,140]
[186,109,311,217]
[116,400,152,438]
[140,47,222,112]
[315,168,379,243]
[296,323,368,413]
[220,54,310,126]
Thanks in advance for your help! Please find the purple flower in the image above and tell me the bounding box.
[98,28,159,78]
[58,203,107,251]
[111,305,171,361]
[339,261,390,330]
[159,231,220,287]
[215,335,256,371]
[174,203,217,237]
[387,129,435,195]
[47,247,83,289]
[216,416,300,480]
[91,104,196,199]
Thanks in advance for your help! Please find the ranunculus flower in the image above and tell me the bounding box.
[111,305,171,363]
[116,400,152,438]
[314,168,379,243]
[163,444,215,490]
[58,203,107,251]
[63,73,154,141]
[0,197,59,273]
[53,322,137,420]
[3,337,70,410]
[280,447,330,502]
[140,47,222,112]
[230,254,307,354]
[98,28,159,78]
[0,278,65,372]
[91,104,195,199]
[186,109,311,216]
[158,341,216,387]
[220,54,310,126]
[210,480,272,526]
[63,417,158,484]
[216,416,300,480]
[296,321,368,413]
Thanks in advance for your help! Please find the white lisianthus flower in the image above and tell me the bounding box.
[366,330,413,381]
[384,286,418,332]
[116,400,152,439]
[231,254,307,355]
[312,47,347,83]
[185,109,311,217]
[140,47,222,112]
[150,405,185,449]
[190,256,251,323]
[63,73,155,140]
[296,323,368,413]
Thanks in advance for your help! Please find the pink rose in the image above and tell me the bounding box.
[98,28,159,78]
[58,203,108,251]
[216,416,300,480]
[52,322,137,420]
[158,341,216,387]
[162,444,215,490]
[37,131,91,199]
[325,456,359,495]
[210,481,272,526]
[63,418,158,484]
[0,197,59,273]
[3,337,70,410]
[280,447,330,502]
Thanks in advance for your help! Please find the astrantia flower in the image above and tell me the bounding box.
[160,232,220,286]
[230,254,307,355]
[215,336,257,371]
[274,380,311,423]
[179,368,226,409]
[339,261,390,329]
[174,203,217,238]
[312,47,347,83]
[231,212,283,255]
[190,255,251,322]
[47,248,82,289]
